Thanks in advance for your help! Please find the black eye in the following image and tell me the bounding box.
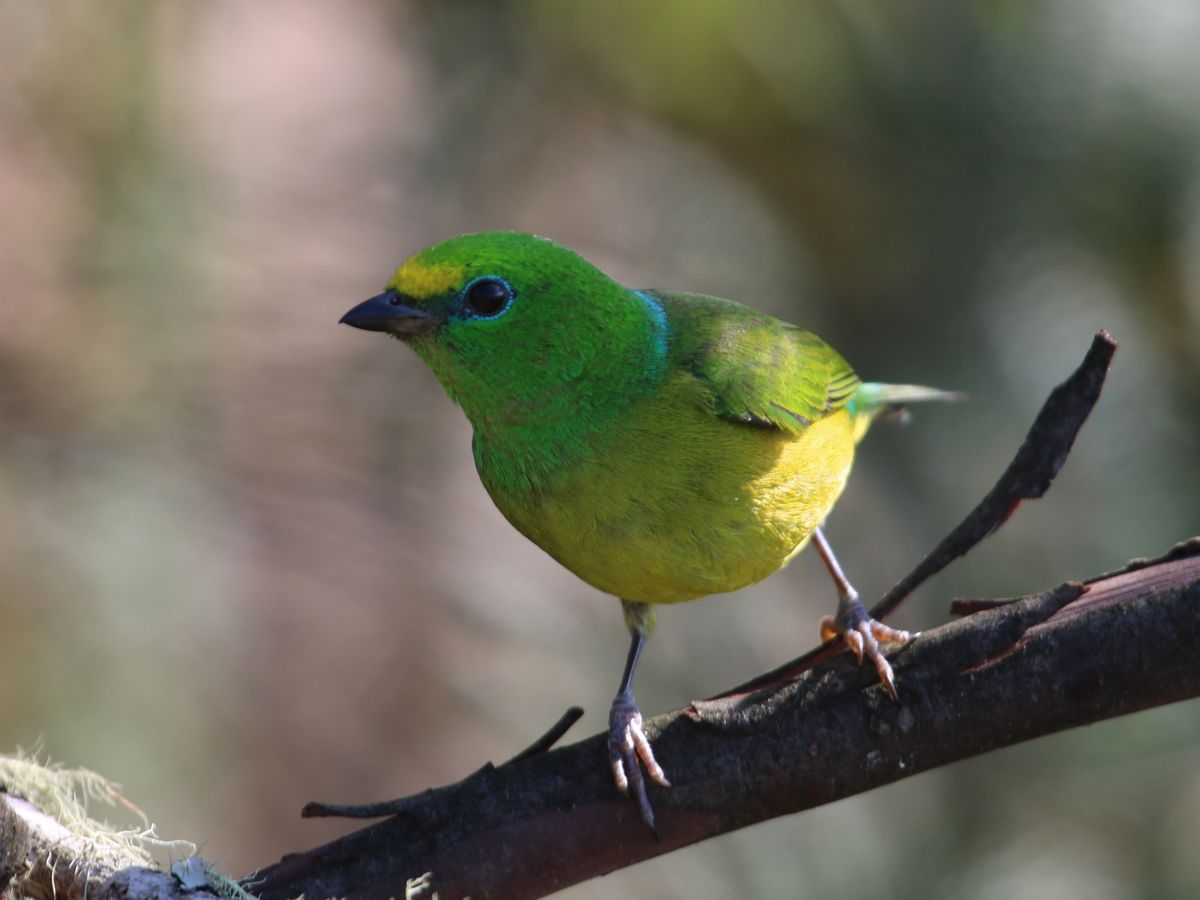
[464,278,511,317]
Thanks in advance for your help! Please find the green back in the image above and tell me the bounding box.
[648,290,861,433]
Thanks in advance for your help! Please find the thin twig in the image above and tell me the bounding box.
[506,706,585,764]
[869,329,1117,621]
[301,707,586,819]
[714,330,1116,699]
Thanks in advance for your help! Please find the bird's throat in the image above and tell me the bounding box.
[468,291,670,495]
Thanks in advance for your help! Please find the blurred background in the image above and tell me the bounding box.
[2,1,1199,897]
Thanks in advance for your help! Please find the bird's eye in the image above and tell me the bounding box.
[464,278,512,318]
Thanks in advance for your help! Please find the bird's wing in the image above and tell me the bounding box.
[648,290,860,433]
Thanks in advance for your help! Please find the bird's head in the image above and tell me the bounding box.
[341,231,666,429]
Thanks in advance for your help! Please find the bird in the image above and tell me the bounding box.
[339,230,958,831]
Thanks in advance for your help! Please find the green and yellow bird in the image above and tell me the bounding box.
[340,231,956,829]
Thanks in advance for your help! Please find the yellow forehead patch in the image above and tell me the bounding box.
[387,259,465,299]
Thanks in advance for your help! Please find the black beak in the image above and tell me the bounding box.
[339,290,443,335]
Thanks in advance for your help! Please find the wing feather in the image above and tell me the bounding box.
[646,290,861,434]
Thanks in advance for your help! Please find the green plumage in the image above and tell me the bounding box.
[340,230,958,828]
[342,231,955,610]
[642,289,860,431]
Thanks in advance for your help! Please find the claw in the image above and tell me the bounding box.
[810,528,918,699]
[609,692,669,833]
[820,609,918,700]
[840,622,865,664]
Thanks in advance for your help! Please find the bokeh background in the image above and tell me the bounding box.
[3,2,1199,897]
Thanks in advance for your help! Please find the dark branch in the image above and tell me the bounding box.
[300,707,585,820]
[869,329,1117,620]
[248,542,1200,900]
[244,330,1155,900]
[505,705,586,764]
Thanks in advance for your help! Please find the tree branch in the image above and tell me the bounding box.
[243,331,1198,900]
[9,542,1198,900]
[249,542,1200,900]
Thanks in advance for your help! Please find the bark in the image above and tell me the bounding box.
[246,542,1200,900]
[7,544,1198,900]
[0,792,220,900]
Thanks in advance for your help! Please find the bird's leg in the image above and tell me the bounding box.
[813,526,917,700]
[609,600,670,834]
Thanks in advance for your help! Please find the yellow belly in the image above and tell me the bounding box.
[481,375,857,605]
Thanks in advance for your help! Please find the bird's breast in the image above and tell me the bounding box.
[476,375,857,605]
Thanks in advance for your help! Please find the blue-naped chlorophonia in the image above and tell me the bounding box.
[340,231,957,830]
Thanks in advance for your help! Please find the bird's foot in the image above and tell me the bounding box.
[608,690,670,834]
[819,592,918,701]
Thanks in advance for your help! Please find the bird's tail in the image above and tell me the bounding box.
[848,382,966,444]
